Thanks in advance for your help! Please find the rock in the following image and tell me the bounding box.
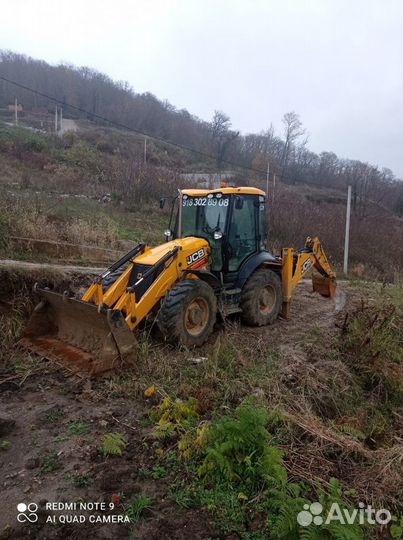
[189,356,208,364]
[25,457,40,470]
[0,416,15,436]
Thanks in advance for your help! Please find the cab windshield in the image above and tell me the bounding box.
[180,194,230,241]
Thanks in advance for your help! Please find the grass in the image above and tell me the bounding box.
[53,435,68,444]
[45,409,64,423]
[65,473,91,488]
[40,452,61,474]
[126,495,153,523]
[0,122,174,261]
[68,421,90,436]
[0,186,170,264]
[0,440,12,451]
[0,308,24,357]
[139,465,168,480]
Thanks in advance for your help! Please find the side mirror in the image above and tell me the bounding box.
[164,229,172,240]
[235,196,244,210]
[213,230,223,240]
[159,198,166,209]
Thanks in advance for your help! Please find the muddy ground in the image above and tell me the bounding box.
[0,275,374,540]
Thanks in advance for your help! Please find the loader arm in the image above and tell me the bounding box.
[20,237,209,373]
[280,236,336,318]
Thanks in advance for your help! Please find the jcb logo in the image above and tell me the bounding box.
[187,248,205,266]
[302,259,312,274]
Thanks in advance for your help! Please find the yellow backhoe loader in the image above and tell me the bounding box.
[20,186,336,373]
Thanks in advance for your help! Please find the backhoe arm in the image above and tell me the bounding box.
[281,236,336,318]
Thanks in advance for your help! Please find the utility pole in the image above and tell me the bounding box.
[60,107,63,134]
[343,185,352,275]
[265,160,270,197]
[144,138,147,164]
[272,173,277,204]
[55,106,58,132]
[14,97,18,126]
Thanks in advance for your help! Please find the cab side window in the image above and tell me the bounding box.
[228,196,257,271]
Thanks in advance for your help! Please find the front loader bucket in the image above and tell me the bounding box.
[312,275,337,299]
[19,288,137,374]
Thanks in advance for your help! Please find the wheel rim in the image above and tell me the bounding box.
[184,297,210,336]
[258,285,276,315]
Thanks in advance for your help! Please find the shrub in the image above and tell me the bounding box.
[150,396,199,440]
[340,300,403,402]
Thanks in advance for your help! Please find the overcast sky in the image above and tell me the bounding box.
[1,0,402,176]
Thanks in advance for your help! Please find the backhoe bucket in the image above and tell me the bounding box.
[19,288,137,374]
[312,275,337,299]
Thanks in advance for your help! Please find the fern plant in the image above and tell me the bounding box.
[100,432,127,457]
[199,400,286,489]
[193,401,365,540]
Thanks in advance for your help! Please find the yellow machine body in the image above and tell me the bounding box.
[83,237,209,330]
[20,187,336,373]
[20,237,210,373]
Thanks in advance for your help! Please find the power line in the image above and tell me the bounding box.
[0,75,270,177]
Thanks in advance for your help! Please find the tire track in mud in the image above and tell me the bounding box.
[241,280,347,347]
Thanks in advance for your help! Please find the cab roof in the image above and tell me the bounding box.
[182,186,266,197]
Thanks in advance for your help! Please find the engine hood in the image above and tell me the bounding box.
[133,237,210,267]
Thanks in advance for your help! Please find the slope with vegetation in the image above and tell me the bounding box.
[1,49,402,204]
[0,121,401,279]
[0,49,402,540]
[0,268,402,539]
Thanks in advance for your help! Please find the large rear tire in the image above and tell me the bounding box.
[240,268,282,326]
[102,264,129,292]
[158,280,217,347]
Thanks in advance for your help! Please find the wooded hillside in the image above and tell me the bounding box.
[1,50,402,220]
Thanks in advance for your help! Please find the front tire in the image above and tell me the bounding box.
[158,280,217,347]
[240,268,282,326]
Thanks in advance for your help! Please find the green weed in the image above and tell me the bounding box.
[68,421,90,435]
[65,473,91,488]
[0,440,11,451]
[139,465,167,480]
[150,396,199,440]
[45,409,64,423]
[126,495,152,523]
[41,452,60,474]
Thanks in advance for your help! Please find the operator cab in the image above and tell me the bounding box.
[166,187,269,281]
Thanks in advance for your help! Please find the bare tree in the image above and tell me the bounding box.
[280,112,307,179]
[211,110,239,170]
